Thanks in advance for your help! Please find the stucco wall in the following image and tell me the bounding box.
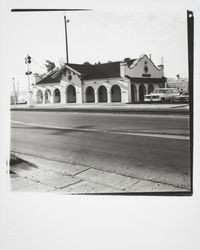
[82,77,130,103]
[60,69,82,103]
[124,55,164,78]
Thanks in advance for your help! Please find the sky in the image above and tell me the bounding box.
[1,0,197,93]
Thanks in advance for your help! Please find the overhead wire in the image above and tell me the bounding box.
[31,57,46,70]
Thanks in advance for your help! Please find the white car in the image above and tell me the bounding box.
[144,88,180,103]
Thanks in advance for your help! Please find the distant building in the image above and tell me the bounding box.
[32,54,166,104]
[10,95,16,105]
[166,78,188,92]
[10,90,28,105]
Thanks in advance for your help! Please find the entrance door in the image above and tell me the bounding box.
[139,84,146,102]
[131,84,137,102]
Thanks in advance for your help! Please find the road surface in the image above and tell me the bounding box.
[10,111,191,190]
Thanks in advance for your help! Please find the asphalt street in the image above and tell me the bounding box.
[10,111,191,189]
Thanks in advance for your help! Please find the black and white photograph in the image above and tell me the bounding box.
[1,0,200,250]
[8,2,193,195]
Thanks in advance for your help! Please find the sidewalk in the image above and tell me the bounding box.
[9,153,190,194]
[10,103,189,115]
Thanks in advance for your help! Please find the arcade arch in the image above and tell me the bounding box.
[86,86,95,103]
[111,85,121,102]
[98,86,107,103]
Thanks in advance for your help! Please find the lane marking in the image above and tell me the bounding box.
[108,131,189,140]
[12,110,189,119]
[11,120,190,140]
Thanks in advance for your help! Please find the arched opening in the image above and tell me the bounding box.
[148,84,154,94]
[54,88,61,103]
[44,89,51,103]
[111,85,121,102]
[36,90,43,104]
[131,84,137,102]
[139,84,146,102]
[86,86,95,103]
[98,86,107,103]
[67,85,76,103]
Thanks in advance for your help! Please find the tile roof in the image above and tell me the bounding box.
[66,61,121,80]
[36,68,60,84]
[35,58,139,84]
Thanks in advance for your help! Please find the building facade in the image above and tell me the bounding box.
[32,54,166,105]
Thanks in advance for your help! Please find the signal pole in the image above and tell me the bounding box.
[25,54,32,107]
[64,15,70,63]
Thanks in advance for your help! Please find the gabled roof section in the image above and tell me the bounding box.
[129,54,163,72]
[66,61,121,80]
[36,67,60,84]
[128,54,146,68]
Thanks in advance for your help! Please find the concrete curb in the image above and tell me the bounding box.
[10,106,189,115]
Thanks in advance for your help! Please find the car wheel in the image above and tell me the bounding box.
[171,97,175,103]
[161,98,165,103]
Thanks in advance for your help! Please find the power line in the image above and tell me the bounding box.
[31,57,46,69]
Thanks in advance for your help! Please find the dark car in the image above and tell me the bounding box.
[17,99,27,104]
[175,92,189,103]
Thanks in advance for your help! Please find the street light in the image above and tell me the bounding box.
[64,16,70,63]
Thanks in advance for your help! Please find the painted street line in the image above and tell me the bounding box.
[11,120,189,140]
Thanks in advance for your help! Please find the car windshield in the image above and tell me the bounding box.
[154,89,170,94]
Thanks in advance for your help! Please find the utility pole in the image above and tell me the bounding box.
[17,81,19,100]
[25,54,32,107]
[64,15,70,63]
[176,74,180,90]
[12,77,17,106]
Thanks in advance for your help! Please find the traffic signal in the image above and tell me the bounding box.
[25,55,31,64]
[27,56,31,63]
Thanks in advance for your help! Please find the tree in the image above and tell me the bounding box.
[124,57,131,63]
[45,60,56,72]
[83,61,91,65]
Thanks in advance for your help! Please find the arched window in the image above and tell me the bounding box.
[98,86,107,103]
[36,90,43,104]
[111,85,121,102]
[86,86,95,103]
[54,88,61,103]
[67,85,76,103]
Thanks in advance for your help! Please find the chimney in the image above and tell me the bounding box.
[157,57,164,76]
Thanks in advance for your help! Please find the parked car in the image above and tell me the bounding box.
[174,92,189,103]
[17,99,27,104]
[144,88,180,103]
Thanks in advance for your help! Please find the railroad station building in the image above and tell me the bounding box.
[32,54,166,104]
